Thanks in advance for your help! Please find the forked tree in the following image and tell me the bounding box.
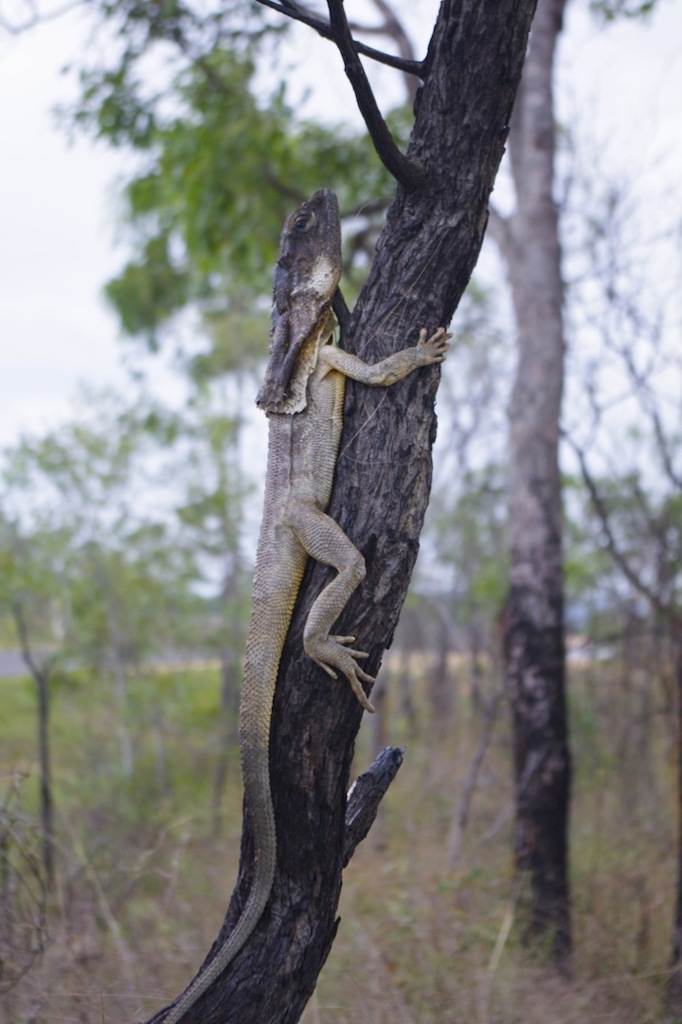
[144,2,541,1022]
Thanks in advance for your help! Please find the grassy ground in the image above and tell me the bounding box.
[0,652,677,1023]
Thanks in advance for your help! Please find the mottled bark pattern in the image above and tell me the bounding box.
[148,2,540,1021]
[499,0,572,963]
[668,642,682,1014]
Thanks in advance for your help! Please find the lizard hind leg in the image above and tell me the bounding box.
[286,502,376,713]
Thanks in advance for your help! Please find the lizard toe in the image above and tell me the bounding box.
[347,673,375,713]
[313,657,339,680]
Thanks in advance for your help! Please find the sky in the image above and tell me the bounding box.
[0,0,681,449]
[0,7,126,444]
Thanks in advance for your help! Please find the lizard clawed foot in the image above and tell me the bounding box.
[416,326,451,365]
[306,635,376,713]
[328,634,368,653]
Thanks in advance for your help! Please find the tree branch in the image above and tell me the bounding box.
[10,598,51,689]
[0,0,82,35]
[342,746,404,865]
[567,436,670,620]
[325,0,424,189]
[448,688,504,870]
[256,0,424,188]
[616,339,682,492]
[255,0,425,78]
[349,0,419,103]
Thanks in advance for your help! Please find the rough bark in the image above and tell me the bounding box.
[667,638,682,1015]
[493,0,572,965]
[11,603,55,887]
[150,2,539,1021]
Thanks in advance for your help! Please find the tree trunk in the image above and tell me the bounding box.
[150,1,539,1020]
[35,664,55,887]
[429,611,454,736]
[667,635,682,1015]
[493,0,572,966]
[211,565,245,836]
[211,654,240,837]
[11,601,55,887]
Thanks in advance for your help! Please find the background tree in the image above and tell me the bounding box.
[0,513,74,885]
[480,0,666,965]
[171,388,254,832]
[486,0,572,964]
[1,392,198,785]
[561,152,682,1008]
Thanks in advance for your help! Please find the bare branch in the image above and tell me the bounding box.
[343,746,404,865]
[0,0,82,35]
[349,0,419,103]
[566,435,670,621]
[10,599,51,689]
[326,0,424,189]
[255,0,424,77]
[615,338,682,491]
[256,0,424,187]
[448,688,504,870]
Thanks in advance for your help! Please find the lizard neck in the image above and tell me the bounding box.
[269,305,335,416]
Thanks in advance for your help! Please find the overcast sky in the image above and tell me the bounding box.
[0,1,681,448]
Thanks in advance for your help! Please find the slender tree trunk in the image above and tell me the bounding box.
[397,653,417,740]
[211,655,240,837]
[212,562,245,836]
[97,562,135,776]
[149,2,540,1020]
[111,650,133,777]
[35,665,55,886]
[469,622,484,718]
[492,0,572,965]
[12,602,55,886]
[429,611,453,736]
[667,635,682,1014]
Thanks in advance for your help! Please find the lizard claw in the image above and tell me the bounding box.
[329,636,369,660]
[307,637,376,712]
[417,326,451,365]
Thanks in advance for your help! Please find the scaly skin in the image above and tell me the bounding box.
[162,190,448,1023]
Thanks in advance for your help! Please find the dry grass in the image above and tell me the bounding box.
[0,651,678,1024]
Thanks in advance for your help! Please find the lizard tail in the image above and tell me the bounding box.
[161,594,289,1024]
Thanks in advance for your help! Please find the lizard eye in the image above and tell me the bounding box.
[293,211,316,233]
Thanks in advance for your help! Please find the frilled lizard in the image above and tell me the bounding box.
[163,189,448,1023]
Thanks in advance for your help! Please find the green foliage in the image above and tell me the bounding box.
[427,463,509,627]
[104,234,190,345]
[0,513,75,655]
[0,391,202,676]
[66,12,401,357]
[589,0,657,20]
[0,377,260,714]
[170,390,254,664]
[189,307,270,381]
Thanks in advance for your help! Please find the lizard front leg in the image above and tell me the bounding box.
[286,501,375,712]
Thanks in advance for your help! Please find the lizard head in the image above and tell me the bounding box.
[257,189,342,414]
[276,188,342,302]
